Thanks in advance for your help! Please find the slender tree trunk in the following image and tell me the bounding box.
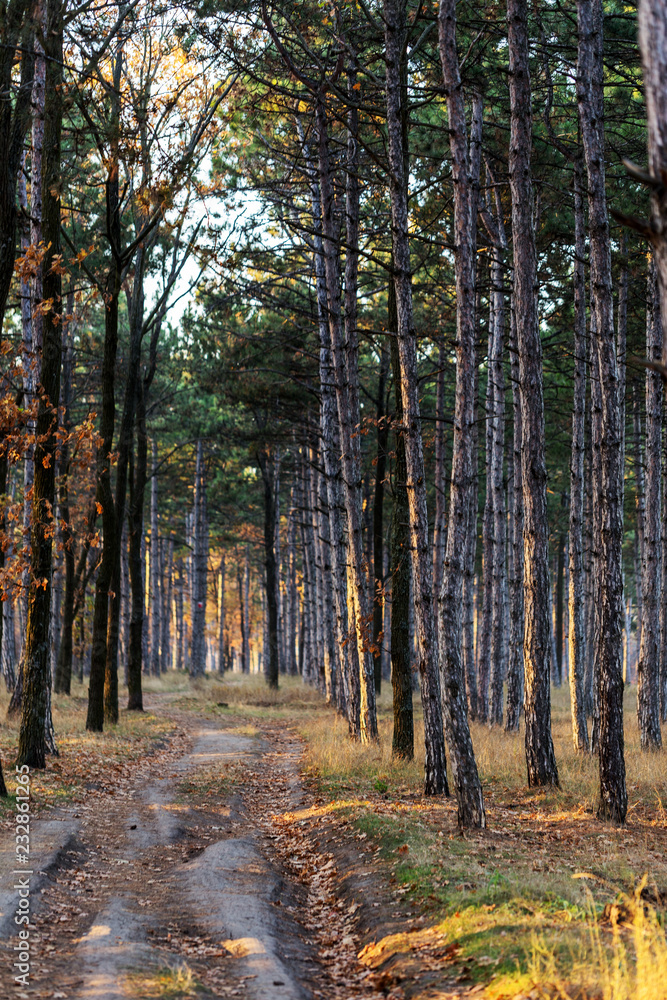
[506,304,525,731]
[433,0,486,822]
[54,304,74,696]
[487,196,507,726]
[477,327,494,724]
[637,0,667,355]
[578,0,627,821]
[433,337,447,602]
[149,440,161,676]
[508,0,559,787]
[389,285,414,762]
[298,117,357,730]
[568,159,590,751]
[637,260,663,749]
[243,544,251,674]
[86,40,123,733]
[661,420,667,720]
[218,552,226,673]
[633,387,645,646]
[190,441,207,677]
[373,346,389,695]
[17,0,62,766]
[315,96,377,742]
[127,379,147,711]
[258,450,279,689]
[384,0,449,797]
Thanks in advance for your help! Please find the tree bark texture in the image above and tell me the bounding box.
[386,0,450,797]
[508,0,559,787]
[506,304,524,731]
[389,285,415,763]
[17,0,62,766]
[637,260,662,750]
[568,160,590,751]
[578,0,627,821]
[436,0,487,823]
[190,441,207,676]
[315,98,377,742]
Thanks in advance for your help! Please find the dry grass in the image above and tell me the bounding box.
[0,676,176,821]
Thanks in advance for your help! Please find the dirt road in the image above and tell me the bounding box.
[0,704,387,1000]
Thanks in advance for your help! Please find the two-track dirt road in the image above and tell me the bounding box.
[0,702,393,1000]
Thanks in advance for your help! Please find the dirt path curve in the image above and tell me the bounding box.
[1,702,386,1000]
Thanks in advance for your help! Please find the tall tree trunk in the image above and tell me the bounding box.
[661,422,667,720]
[384,0,449,797]
[17,0,62,766]
[105,247,146,720]
[373,346,390,695]
[287,496,298,677]
[637,260,663,749]
[568,159,590,751]
[506,303,525,731]
[258,450,279,689]
[127,378,147,711]
[218,552,226,673]
[633,386,645,646]
[243,544,251,674]
[508,0,559,787]
[54,301,74,696]
[477,326,494,724]
[485,187,508,727]
[578,0,627,821]
[637,0,667,355]
[433,337,448,602]
[298,117,357,729]
[433,0,486,822]
[149,440,161,676]
[86,40,122,733]
[190,441,207,677]
[161,538,173,674]
[315,95,377,742]
[0,1,34,329]
[389,284,414,762]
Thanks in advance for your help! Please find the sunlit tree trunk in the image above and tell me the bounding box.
[315,93,377,741]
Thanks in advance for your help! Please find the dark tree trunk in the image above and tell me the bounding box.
[86,43,123,733]
[105,253,145,719]
[578,0,627,822]
[568,159,590,751]
[17,0,62,766]
[0,1,34,330]
[508,0,559,787]
[435,0,486,823]
[54,306,74,696]
[389,285,414,762]
[258,451,279,689]
[373,346,390,695]
[637,260,662,749]
[127,379,147,711]
[506,304,525,731]
[385,0,449,797]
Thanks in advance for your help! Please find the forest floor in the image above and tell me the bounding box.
[1,675,667,1000]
